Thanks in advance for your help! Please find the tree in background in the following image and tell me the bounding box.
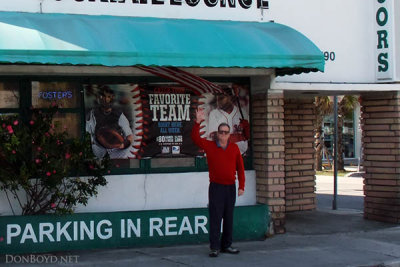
[314,95,358,171]
[0,106,110,215]
[337,95,359,171]
[314,96,332,171]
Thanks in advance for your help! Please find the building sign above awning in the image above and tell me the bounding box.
[271,0,400,83]
[375,0,395,82]
[0,12,324,75]
[0,0,269,22]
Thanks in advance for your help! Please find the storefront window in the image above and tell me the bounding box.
[0,113,18,119]
[111,159,141,169]
[32,81,81,108]
[84,80,251,172]
[151,158,195,168]
[0,77,252,175]
[32,81,82,139]
[1,77,252,174]
[0,82,19,108]
[53,113,81,138]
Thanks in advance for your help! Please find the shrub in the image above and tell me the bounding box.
[0,106,110,215]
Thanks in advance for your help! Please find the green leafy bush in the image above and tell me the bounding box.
[0,107,110,215]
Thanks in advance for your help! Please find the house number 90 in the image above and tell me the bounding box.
[324,51,335,61]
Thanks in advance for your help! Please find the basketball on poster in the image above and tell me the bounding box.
[84,82,250,159]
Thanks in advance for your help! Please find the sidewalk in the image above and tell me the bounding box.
[1,172,400,267]
[1,209,399,267]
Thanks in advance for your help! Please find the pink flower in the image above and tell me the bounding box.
[107,170,111,174]
[0,237,3,242]
[12,150,16,154]
[115,164,120,168]
[56,140,64,145]
[13,120,18,126]
[6,125,13,134]
[79,152,83,156]
[1,123,5,128]
[65,153,71,160]
[53,170,56,174]
[29,120,35,125]
[50,203,56,208]
[37,147,42,151]
[35,159,41,164]
[46,172,51,176]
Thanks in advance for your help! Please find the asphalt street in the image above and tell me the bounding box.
[316,172,364,211]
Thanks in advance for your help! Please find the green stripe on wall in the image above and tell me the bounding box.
[0,205,269,254]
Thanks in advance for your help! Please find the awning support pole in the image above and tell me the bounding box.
[332,96,338,210]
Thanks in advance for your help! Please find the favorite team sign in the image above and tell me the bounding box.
[84,82,250,160]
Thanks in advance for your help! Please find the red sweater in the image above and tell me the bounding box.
[191,122,245,190]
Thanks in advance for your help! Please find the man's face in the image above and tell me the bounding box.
[217,125,230,143]
[216,93,233,111]
[99,91,114,110]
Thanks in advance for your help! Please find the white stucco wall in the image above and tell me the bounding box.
[0,171,256,216]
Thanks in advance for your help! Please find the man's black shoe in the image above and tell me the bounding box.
[221,247,240,254]
[209,249,219,257]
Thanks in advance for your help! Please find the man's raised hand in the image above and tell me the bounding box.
[195,108,205,124]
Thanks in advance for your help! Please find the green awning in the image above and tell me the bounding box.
[0,12,324,76]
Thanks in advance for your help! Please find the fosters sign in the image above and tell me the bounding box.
[0,206,269,254]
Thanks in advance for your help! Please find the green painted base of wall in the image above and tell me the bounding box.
[0,204,269,254]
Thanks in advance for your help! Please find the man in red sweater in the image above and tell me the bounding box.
[191,108,245,257]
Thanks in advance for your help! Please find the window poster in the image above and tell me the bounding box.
[84,82,250,160]
[0,82,19,108]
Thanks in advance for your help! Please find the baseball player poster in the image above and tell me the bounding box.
[84,82,250,160]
